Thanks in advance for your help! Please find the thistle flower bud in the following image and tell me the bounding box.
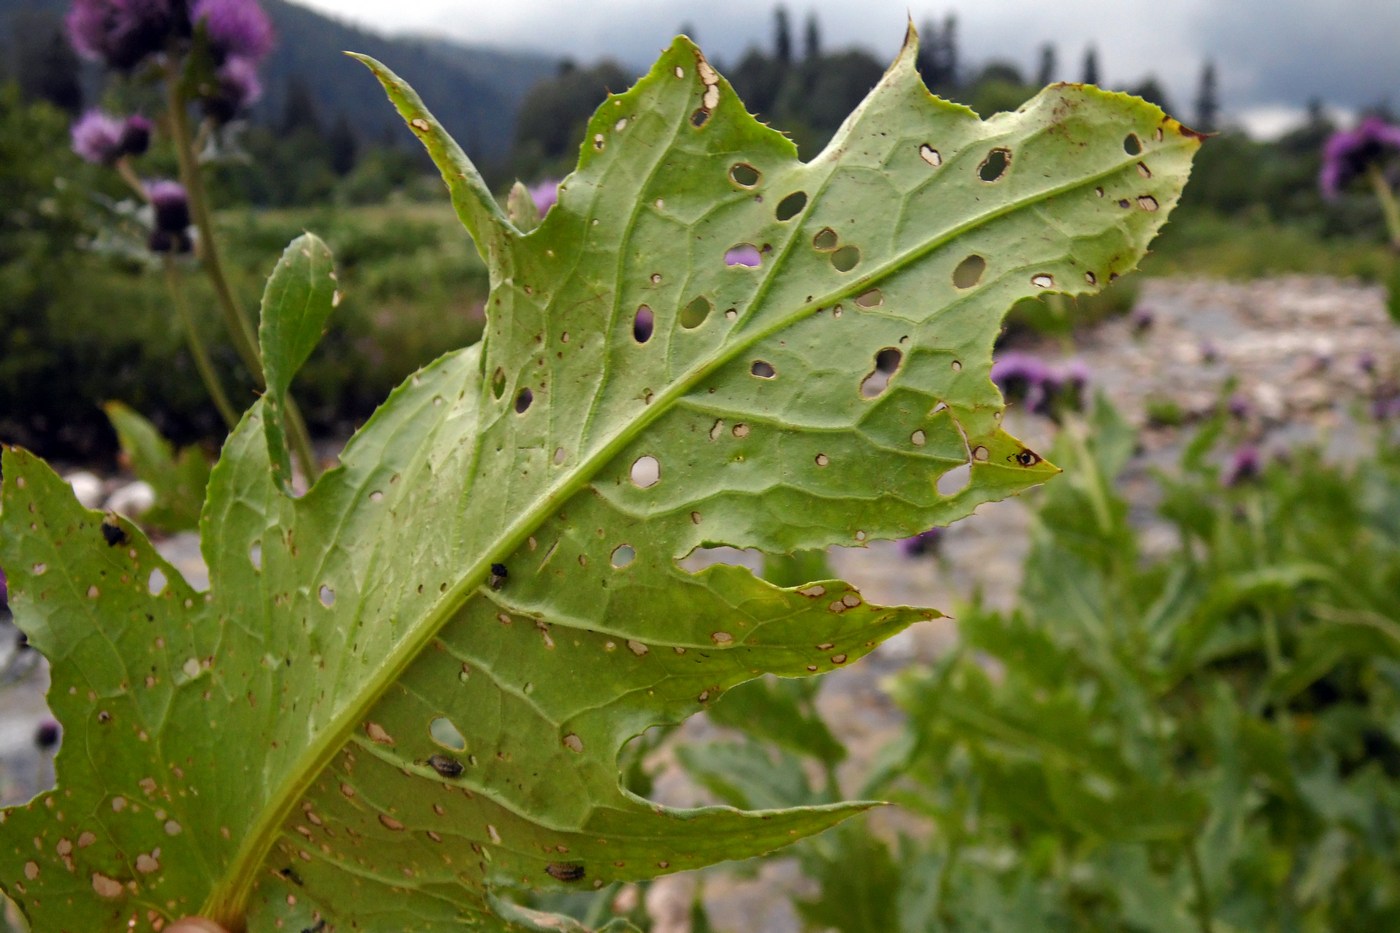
[1320,116,1400,199]
[201,56,262,124]
[66,0,183,72]
[191,0,274,63]
[72,110,154,164]
[146,179,193,253]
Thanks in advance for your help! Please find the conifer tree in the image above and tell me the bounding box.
[774,6,793,65]
[1082,45,1100,85]
[1036,43,1057,87]
[804,12,821,60]
[1195,59,1219,133]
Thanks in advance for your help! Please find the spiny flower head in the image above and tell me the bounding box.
[146,179,193,253]
[191,0,273,63]
[1320,116,1400,199]
[201,55,262,123]
[66,0,184,72]
[72,110,153,164]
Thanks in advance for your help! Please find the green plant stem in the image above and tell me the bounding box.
[1367,163,1400,252]
[165,72,320,484]
[1184,839,1216,933]
[164,258,240,429]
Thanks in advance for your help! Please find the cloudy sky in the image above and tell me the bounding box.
[295,0,1400,135]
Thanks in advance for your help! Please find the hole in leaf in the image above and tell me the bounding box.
[919,143,942,166]
[812,227,838,251]
[776,191,807,220]
[729,162,760,187]
[690,108,710,128]
[937,462,971,496]
[611,545,636,568]
[911,429,927,446]
[1137,161,1152,178]
[750,360,776,379]
[429,717,467,751]
[515,387,534,413]
[249,542,262,571]
[1124,133,1142,155]
[1085,271,1098,286]
[831,246,860,272]
[725,245,761,267]
[147,568,166,595]
[681,296,712,328]
[630,455,660,488]
[973,446,990,461]
[319,585,335,607]
[953,254,986,289]
[978,148,1011,181]
[491,367,506,399]
[856,288,883,309]
[861,348,901,399]
[1137,195,1159,212]
[1031,273,1054,289]
[553,447,567,465]
[633,305,654,343]
[815,453,830,467]
[732,423,750,438]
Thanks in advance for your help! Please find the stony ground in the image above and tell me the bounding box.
[2,275,1397,929]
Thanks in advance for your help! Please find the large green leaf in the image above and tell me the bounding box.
[0,30,1195,933]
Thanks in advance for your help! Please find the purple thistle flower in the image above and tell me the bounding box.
[1320,116,1400,199]
[201,55,262,123]
[1222,445,1263,487]
[1226,392,1251,420]
[724,244,762,267]
[901,527,944,557]
[118,113,152,156]
[66,0,182,72]
[991,351,1053,405]
[1199,339,1219,364]
[146,179,192,252]
[1359,351,1377,376]
[1129,305,1155,334]
[71,109,126,164]
[73,110,154,164]
[191,0,273,63]
[529,179,560,217]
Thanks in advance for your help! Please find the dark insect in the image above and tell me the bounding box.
[101,514,128,547]
[427,753,464,778]
[545,862,586,882]
[301,920,326,933]
[279,866,304,886]
[489,563,508,590]
[1012,449,1042,467]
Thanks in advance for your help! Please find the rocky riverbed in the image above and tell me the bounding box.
[2,275,1398,928]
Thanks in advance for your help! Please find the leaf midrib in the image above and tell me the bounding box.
[207,102,1189,926]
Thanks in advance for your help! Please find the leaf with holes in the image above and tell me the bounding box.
[0,28,1197,933]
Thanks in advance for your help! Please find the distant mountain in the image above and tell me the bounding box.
[0,0,561,167]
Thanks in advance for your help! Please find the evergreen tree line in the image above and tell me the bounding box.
[511,7,1225,177]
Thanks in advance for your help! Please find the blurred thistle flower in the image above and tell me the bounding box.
[1372,382,1400,420]
[991,352,1088,421]
[529,179,560,217]
[1222,444,1263,487]
[1129,305,1154,334]
[1320,116,1400,199]
[191,0,274,63]
[1198,339,1219,364]
[900,527,944,557]
[71,109,126,164]
[724,244,761,267]
[117,113,152,156]
[1358,351,1377,375]
[66,0,183,71]
[146,179,193,253]
[201,55,262,123]
[1226,392,1251,420]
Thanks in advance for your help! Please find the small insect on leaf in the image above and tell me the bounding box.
[427,753,464,778]
[545,862,585,882]
[278,866,304,886]
[100,514,128,547]
[488,562,508,590]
